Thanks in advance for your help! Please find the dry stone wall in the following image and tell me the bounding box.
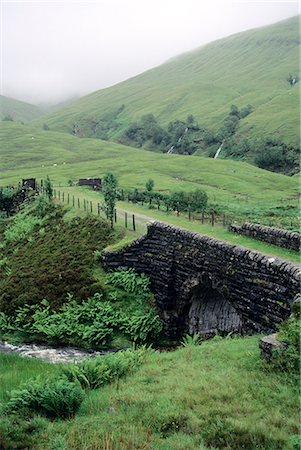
[229,222,300,251]
[102,222,300,339]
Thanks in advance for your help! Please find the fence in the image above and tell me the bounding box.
[52,188,138,232]
[3,180,298,230]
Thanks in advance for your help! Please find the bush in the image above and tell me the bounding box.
[6,378,84,419]
[62,347,150,389]
[0,289,163,347]
[35,196,48,218]
[4,215,43,242]
[106,267,150,297]
[270,315,300,373]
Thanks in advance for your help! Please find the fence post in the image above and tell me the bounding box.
[114,208,117,223]
[62,192,64,202]
[188,207,191,221]
[84,199,86,211]
[72,195,75,207]
[54,189,56,198]
[125,212,128,228]
[90,201,93,213]
[97,203,100,216]
[211,211,215,226]
[67,193,70,204]
[223,213,226,227]
[78,198,80,209]
[58,191,60,200]
[132,214,136,231]
[201,210,205,224]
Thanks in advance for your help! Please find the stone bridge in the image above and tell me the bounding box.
[102,223,300,339]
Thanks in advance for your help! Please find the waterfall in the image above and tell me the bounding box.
[214,141,224,159]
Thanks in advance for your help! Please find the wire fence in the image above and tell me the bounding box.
[52,188,139,231]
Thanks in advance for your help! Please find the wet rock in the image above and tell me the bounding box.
[259,334,287,361]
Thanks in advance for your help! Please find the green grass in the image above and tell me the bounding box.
[0,353,60,405]
[0,336,299,449]
[33,17,299,147]
[0,95,44,122]
[0,122,299,222]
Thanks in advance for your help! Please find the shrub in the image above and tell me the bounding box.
[6,378,84,419]
[181,333,201,347]
[106,267,150,297]
[0,290,163,348]
[4,215,42,242]
[270,315,300,373]
[35,196,48,218]
[62,347,150,389]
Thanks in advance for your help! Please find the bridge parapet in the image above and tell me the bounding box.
[102,222,300,339]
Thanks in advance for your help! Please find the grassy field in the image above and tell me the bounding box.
[33,17,299,147]
[0,122,299,224]
[0,336,299,449]
[0,95,44,122]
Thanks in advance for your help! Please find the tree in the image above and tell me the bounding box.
[0,188,16,216]
[145,179,154,193]
[188,189,208,212]
[102,173,118,228]
[2,114,14,122]
[229,104,240,117]
[44,176,53,201]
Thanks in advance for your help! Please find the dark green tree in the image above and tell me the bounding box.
[2,115,14,122]
[145,179,154,193]
[187,189,208,212]
[102,173,118,228]
[44,176,53,201]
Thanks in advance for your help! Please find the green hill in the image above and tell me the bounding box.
[0,122,298,226]
[35,17,299,149]
[0,95,44,122]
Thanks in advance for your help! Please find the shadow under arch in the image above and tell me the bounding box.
[179,272,242,337]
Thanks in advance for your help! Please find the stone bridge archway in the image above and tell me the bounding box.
[102,222,300,339]
[179,272,242,337]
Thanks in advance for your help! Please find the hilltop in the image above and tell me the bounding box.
[0,95,44,122]
[34,17,299,152]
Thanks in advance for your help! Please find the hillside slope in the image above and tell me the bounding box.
[35,17,299,147]
[0,95,44,122]
[0,123,298,221]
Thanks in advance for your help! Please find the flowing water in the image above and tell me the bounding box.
[0,340,113,363]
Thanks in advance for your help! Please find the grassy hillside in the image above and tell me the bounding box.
[0,95,44,122]
[0,336,299,449]
[0,123,299,224]
[35,17,299,147]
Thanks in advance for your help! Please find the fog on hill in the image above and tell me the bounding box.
[1,0,298,105]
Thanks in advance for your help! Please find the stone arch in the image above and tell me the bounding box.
[179,272,242,337]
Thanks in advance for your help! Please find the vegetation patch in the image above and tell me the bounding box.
[0,203,118,315]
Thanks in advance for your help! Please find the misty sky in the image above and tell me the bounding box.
[1,0,299,105]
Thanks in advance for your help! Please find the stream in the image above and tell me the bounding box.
[0,340,113,363]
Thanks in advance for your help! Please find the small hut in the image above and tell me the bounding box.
[78,178,102,190]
